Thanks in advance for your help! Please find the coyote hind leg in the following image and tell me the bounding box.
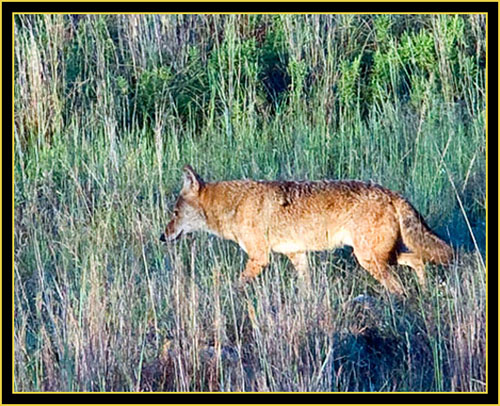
[351,212,405,295]
[397,252,426,289]
[354,251,405,296]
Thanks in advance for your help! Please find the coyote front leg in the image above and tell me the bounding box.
[287,252,311,283]
[240,258,269,283]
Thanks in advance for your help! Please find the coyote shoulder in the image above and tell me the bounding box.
[160,165,453,295]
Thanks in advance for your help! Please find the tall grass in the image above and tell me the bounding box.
[14,14,486,392]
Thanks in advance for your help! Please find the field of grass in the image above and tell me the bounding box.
[13,14,486,392]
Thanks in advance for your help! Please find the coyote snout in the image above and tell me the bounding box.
[161,167,208,243]
[159,219,181,242]
[161,165,453,295]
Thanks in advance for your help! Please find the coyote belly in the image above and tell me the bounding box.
[160,165,453,295]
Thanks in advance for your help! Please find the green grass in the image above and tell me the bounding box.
[14,14,486,392]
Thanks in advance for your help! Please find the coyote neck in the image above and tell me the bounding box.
[199,181,248,239]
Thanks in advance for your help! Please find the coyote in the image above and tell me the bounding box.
[160,165,453,295]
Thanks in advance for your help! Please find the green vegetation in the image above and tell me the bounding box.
[14,14,486,392]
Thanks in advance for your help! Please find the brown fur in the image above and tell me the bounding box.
[161,165,453,295]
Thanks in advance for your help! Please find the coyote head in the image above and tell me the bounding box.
[160,165,208,243]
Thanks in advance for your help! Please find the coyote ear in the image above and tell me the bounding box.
[181,164,204,194]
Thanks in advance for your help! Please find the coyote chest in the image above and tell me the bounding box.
[161,165,453,295]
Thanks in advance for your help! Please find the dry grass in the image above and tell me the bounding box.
[14,14,486,392]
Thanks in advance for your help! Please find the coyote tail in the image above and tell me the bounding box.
[393,195,453,264]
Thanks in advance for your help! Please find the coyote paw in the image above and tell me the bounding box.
[238,274,255,291]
